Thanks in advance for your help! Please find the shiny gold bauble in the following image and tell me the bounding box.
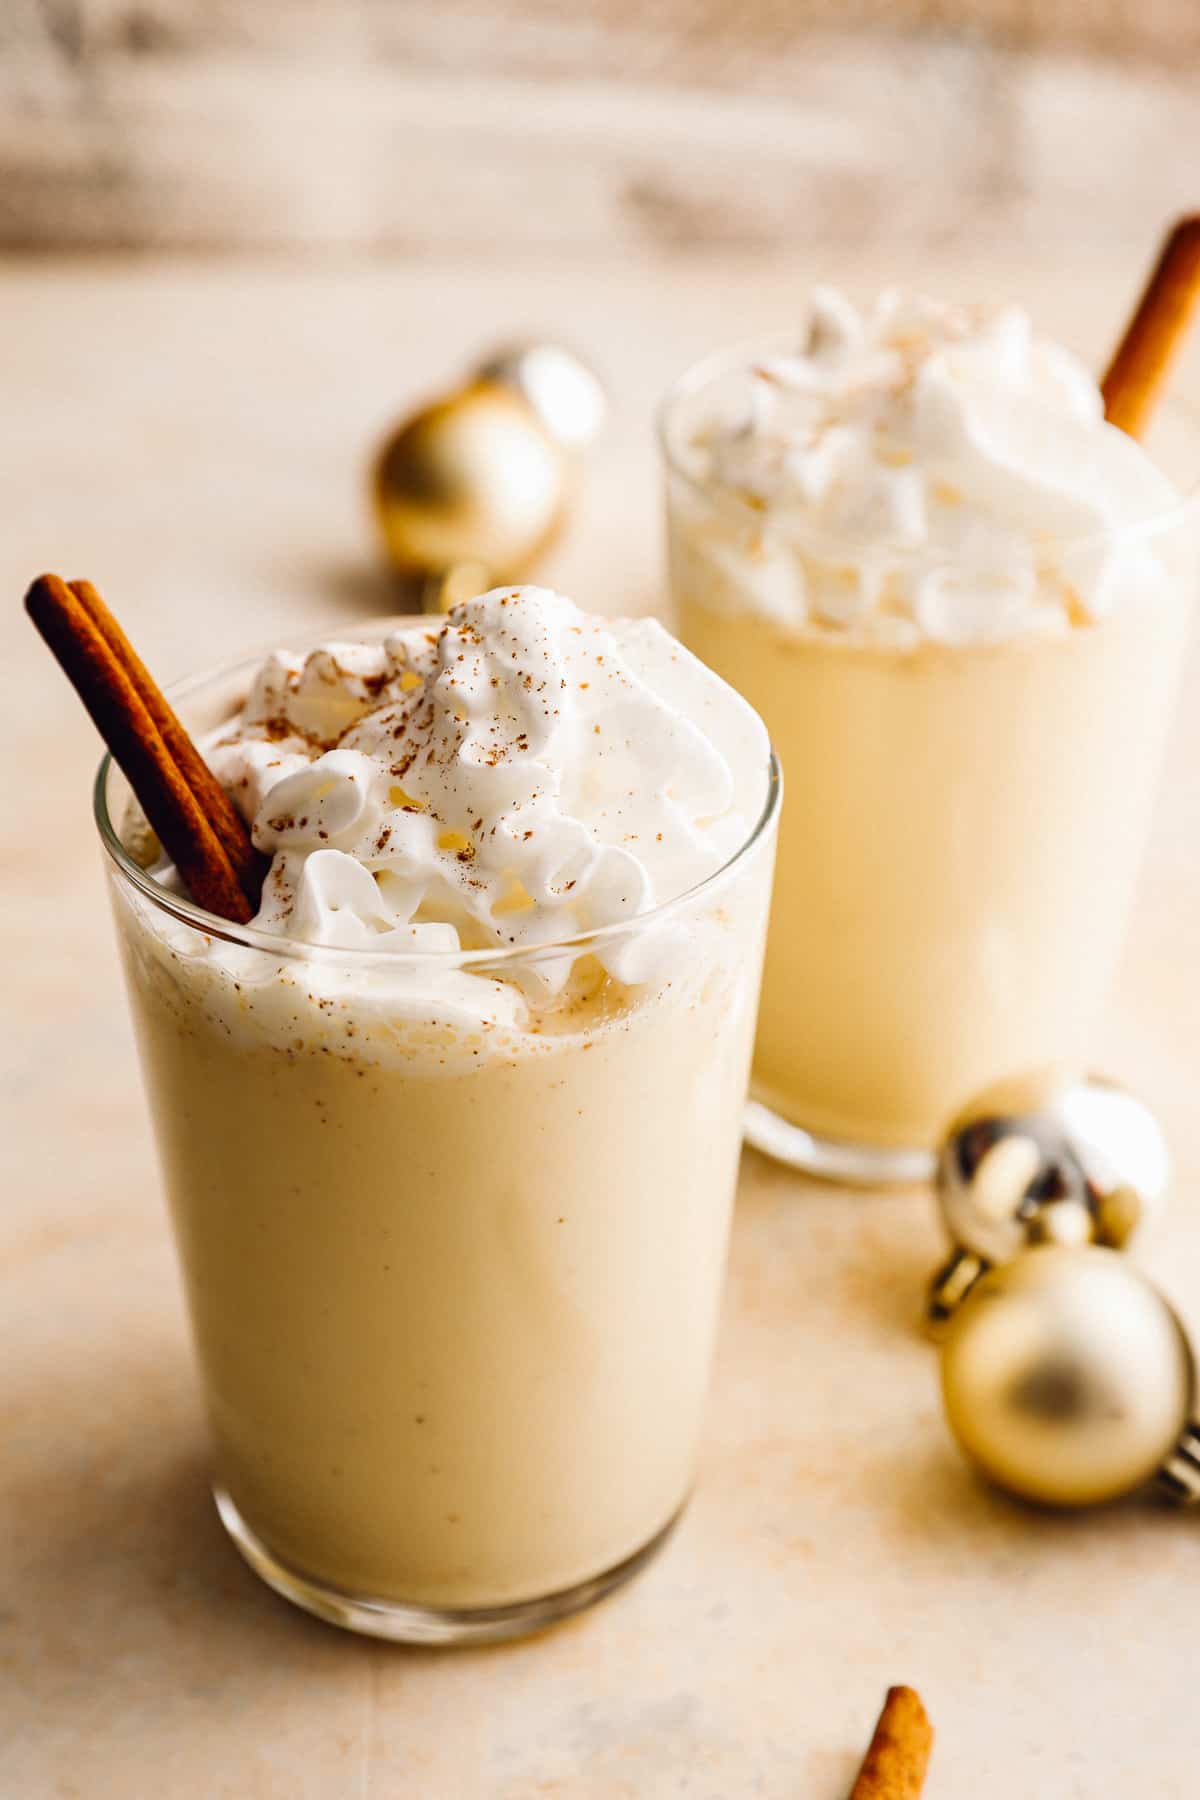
[937,1073,1168,1269]
[373,380,567,582]
[941,1245,1193,1508]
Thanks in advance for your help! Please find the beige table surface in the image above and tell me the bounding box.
[5,251,1200,1799]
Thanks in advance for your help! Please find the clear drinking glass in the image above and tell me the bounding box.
[661,343,1199,1183]
[95,630,780,1644]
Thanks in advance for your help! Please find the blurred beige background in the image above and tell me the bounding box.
[2,0,1197,255]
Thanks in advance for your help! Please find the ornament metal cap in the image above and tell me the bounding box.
[928,1074,1169,1328]
[1159,1423,1200,1504]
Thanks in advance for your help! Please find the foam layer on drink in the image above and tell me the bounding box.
[118,588,770,1052]
[671,289,1183,644]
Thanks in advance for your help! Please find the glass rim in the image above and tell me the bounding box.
[93,632,782,969]
[656,328,1200,553]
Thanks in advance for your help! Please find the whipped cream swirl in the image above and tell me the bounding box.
[207,587,768,984]
[678,288,1182,644]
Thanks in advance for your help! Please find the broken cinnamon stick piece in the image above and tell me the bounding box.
[25,573,256,924]
[67,577,265,902]
[849,1685,934,1800]
[1101,215,1200,440]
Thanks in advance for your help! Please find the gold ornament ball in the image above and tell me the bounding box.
[937,1073,1168,1269]
[373,380,567,581]
[940,1245,1193,1508]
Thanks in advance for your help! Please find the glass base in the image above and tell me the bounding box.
[744,1099,934,1185]
[213,1484,684,1645]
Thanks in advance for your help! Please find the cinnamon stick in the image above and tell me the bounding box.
[66,577,264,901]
[850,1686,934,1800]
[25,574,257,924]
[1101,215,1200,440]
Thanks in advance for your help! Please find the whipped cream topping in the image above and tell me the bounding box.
[678,288,1182,644]
[205,587,768,989]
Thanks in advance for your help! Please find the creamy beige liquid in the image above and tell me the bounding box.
[677,574,1190,1150]
[112,869,770,1607]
